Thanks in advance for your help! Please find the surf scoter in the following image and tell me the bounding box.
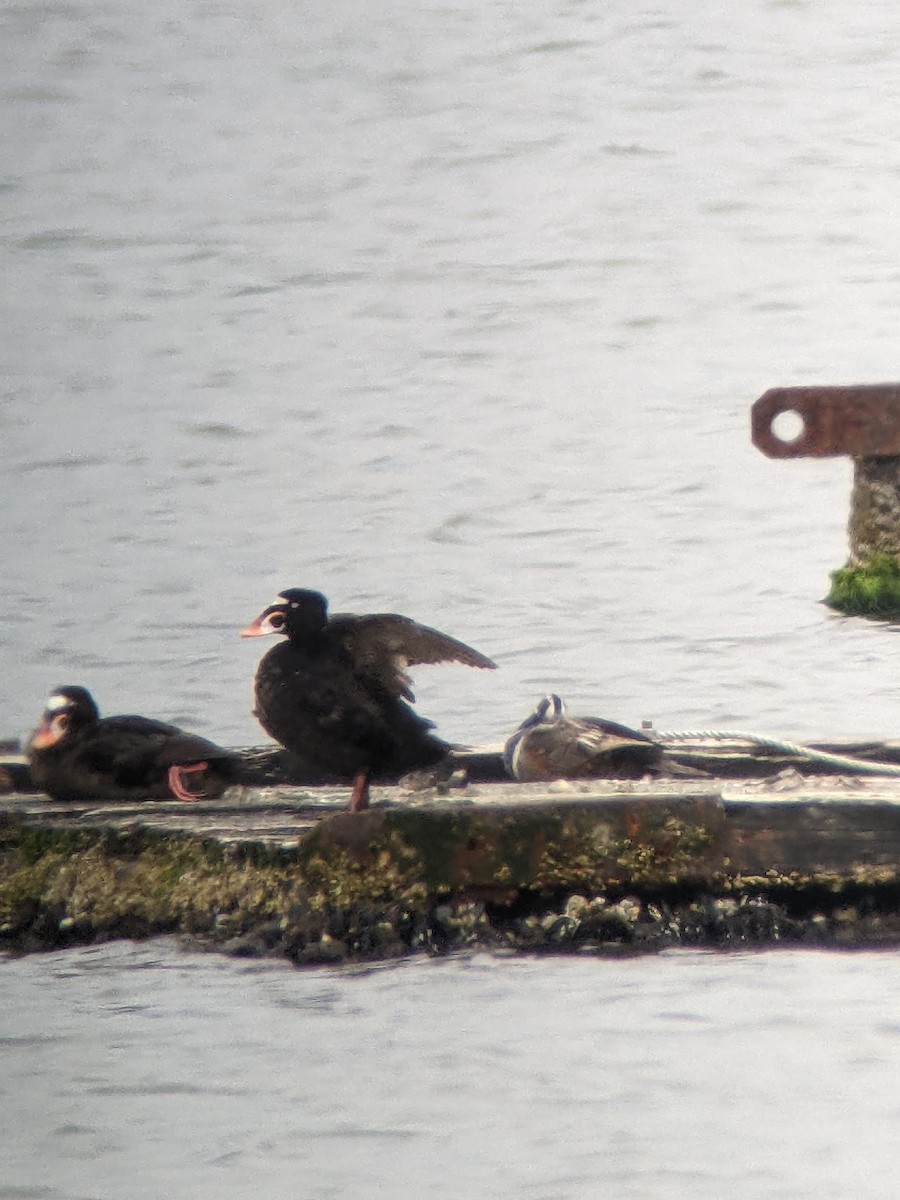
[26,685,237,802]
[503,693,664,781]
[240,588,497,810]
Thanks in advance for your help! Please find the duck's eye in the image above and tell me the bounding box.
[269,612,285,630]
[56,714,69,731]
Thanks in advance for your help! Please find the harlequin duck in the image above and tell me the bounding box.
[26,685,237,802]
[503,693,664,781]
[240,588,497,810]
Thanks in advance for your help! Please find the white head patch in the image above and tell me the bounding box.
[45,694,72,713]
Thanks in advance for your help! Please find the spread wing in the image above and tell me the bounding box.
[330,613,497,702]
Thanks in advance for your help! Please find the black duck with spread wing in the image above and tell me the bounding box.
[26,685,237,802]
[241,588,497,808]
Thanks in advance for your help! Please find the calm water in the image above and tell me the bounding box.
[3,1,900,1195]
[7,0,900,751]
[3,941,900,1200]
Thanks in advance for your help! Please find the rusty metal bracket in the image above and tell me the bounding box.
[752,384,900,458]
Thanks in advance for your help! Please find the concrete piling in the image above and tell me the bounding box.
[752,385,900,616]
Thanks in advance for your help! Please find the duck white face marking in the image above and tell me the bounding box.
[509,734,525,780]
[527,694,566,727]
[45,694,72,713]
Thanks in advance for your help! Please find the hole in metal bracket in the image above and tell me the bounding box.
[771,408,806,445]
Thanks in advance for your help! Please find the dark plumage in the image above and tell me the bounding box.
[240,588,497,809]
[503,694,663,782]
[26,685,237,802]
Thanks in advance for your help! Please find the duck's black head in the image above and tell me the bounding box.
[240,589,329,641]
[29,685,100,750]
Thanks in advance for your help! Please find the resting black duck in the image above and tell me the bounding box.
[240,588,497,810]
[503,693,664,782]
[26,685,237,802]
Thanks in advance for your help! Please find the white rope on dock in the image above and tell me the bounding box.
[653,729,900,778]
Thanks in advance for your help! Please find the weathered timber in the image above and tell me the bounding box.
[2,773,900,963]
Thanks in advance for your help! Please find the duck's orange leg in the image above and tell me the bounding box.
[167,761,208,802]
[349,771,370,812]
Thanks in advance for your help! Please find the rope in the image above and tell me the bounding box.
[652,729,900,778]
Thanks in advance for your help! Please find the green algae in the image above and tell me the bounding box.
[826,553,900,617]
[0,831,301,940]
[2,797,899,960]
[0,821,437,957]
[0,802,728,949]
[610,814,720,886]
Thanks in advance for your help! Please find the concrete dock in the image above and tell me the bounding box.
[2,748,900,964]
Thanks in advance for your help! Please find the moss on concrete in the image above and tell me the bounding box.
[826,553,900,617]
[1,796,899,961]
[0,818,444,960]
[0,829,300,944]
[299,800,725,898]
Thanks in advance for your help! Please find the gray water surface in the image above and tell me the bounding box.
[3,942,899,1200]
[2,0,899,749]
